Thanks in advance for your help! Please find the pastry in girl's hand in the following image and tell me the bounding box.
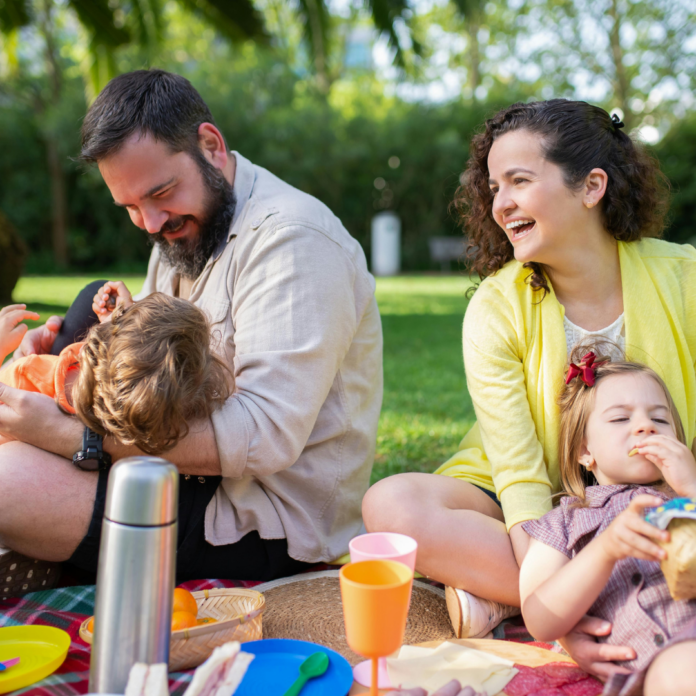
[646,498,696,600]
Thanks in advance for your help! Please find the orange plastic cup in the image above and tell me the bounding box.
[339,560,413,660]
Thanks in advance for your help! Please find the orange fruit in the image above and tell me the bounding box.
[173,587,198,617]
[87,617,94,633]
[171,611,198,631]
[196,617,217,626]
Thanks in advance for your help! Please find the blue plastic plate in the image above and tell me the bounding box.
[235,639,353,696]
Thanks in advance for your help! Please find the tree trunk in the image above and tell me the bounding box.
[607,0,632,129]
[468,19,481,100]
[45,135,68,268]
[38,0,69,268]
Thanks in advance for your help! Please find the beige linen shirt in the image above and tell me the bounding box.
[136,152,383,563]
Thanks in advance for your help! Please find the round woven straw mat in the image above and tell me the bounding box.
[255,570,454,666]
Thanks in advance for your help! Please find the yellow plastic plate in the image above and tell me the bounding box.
[0,625,70,693]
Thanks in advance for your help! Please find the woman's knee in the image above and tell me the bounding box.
[644,641,696,696]
[363,473,436,535]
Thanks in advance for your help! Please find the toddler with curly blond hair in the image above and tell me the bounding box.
[0,292,231,455]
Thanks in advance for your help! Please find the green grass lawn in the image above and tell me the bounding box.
[11,275,475,483]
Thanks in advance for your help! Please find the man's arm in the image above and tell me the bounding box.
[208,223,365,480]
[0,384,220,474]
[105,419,221,475]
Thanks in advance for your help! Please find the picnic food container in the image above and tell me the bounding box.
[646,498,696,600]
[89,457,178,693]
[81,588,265,671]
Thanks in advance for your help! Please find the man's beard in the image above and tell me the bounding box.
[147,158,236,280]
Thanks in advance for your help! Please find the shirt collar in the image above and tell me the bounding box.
[226,150,256,243]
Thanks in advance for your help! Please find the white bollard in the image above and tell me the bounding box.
[371,212,401,276]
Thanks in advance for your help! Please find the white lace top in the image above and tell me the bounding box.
[564,312,625,361]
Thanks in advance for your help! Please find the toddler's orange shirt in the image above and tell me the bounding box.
[0,342,84,414]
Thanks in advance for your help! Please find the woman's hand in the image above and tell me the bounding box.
[387,680,485,696]
[598,494,668,563]
[635,434,696,498]
[559,615,634,680]
[92,281,133,323]
[0,304,40,362]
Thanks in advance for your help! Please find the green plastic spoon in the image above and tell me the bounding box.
[282,651,330,696]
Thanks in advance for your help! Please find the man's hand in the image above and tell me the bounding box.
[0,305,40,362]
[12,315,63,360]
[387,680,484,696]
[0,382,81,457]
[559,615,634,680]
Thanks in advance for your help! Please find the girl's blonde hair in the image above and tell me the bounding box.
[72,293,232,455]
[558,341,685,502]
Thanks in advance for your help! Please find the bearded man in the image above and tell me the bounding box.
[0,69,382,588]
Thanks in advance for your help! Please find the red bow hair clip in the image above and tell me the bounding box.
[565,351,603,387]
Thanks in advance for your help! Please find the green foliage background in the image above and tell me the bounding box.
[2,3,696,274]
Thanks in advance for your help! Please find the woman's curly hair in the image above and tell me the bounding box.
[454,99,670,295]
[72,293,231,455]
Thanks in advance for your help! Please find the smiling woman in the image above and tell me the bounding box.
[361,98,696,677]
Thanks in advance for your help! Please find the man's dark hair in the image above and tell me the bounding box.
[81,69,223,163]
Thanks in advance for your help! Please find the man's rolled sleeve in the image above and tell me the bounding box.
[211,221,359,479]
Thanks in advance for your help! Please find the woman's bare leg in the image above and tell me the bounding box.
[0,441,98,561]
[362,472,520,606]
[644,641,696,696]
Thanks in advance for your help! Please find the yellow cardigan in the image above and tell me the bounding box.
[436,239,696,530]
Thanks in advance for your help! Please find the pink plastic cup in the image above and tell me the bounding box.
[349,532,418,571]
[348,532,418,690]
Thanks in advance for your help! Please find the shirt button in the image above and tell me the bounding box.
[251,218,262,228]
[631,572,642,586]
[654,633,665,646]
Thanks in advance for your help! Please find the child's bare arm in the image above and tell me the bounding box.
[521,538,613,642]
[0,304,40,364]
[520,494,666,642]
[92,281,133,323]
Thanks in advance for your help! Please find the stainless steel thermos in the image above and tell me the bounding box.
[88,457,179,694]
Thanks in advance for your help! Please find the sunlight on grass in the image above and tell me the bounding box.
[374,275,475,483]
[10,274,475,482]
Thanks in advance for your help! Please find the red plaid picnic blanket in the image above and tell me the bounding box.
[0,578,261,696]
[0,578,559,695]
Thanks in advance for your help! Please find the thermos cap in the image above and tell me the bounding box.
[105,457,179,526]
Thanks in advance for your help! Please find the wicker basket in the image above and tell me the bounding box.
[79,588,264,671]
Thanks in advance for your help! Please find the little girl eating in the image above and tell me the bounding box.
[520,345,696,696]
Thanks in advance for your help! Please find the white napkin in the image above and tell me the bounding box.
[387,642,518,694]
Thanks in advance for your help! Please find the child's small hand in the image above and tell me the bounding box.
[599,494,669,563]
[634,434,696,499]
[0,305,40,361]
[92,281,133,323]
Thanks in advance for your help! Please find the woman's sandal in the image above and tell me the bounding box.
[445,586,520,639]
[0,548,61,598]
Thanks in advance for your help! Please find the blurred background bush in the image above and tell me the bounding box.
[1,0,695,279]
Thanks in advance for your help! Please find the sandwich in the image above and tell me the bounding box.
[125,663,169,696]
[183,642,254,696]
